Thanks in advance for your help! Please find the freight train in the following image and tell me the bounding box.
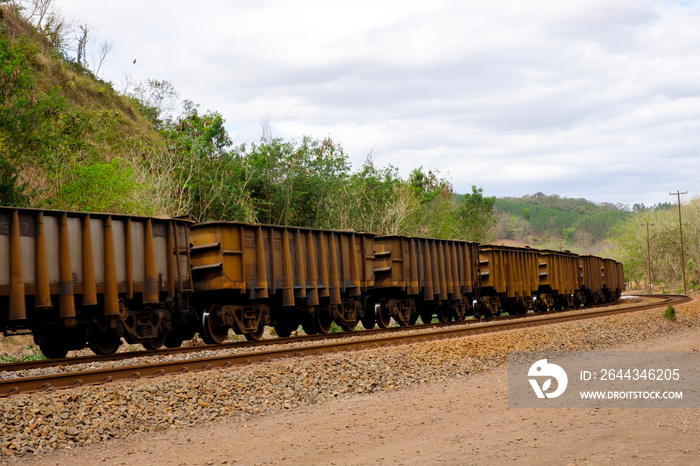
[0,207,625,358]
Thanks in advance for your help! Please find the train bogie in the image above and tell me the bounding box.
[0,207,193,357]
[189,222,375,341]
[368,236,480,327]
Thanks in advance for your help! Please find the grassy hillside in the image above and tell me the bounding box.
[0,5,165,213]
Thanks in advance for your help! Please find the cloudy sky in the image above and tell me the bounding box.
[55,0,700,207]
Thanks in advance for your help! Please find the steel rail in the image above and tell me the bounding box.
[0,295,687,397]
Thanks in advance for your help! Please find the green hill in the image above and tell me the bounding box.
[493,193,632,252]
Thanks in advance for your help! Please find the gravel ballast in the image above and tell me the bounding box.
[2,298,699,458]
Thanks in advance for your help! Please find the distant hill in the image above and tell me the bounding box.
[492,193,632,253]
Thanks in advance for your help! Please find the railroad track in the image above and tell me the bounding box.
[0,295,658,371]
[0,294,687,397]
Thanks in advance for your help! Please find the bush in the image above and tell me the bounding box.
[663,305,677,322]
[52,159,141,213]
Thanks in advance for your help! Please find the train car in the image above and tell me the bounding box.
[616,261,625,297]
[579,254,606,305]
[536,249,582,310]
[0,207,193,358]
[602,258,625,302]
[478,245,539,316]
[366,236,480,328]
[189,222,375,342]
[579,255,625,305]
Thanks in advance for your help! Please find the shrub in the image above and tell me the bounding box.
[663,305,677,322]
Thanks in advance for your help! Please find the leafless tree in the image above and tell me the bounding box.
[23,0,53,28]
[76,24,89,65]
[42,11,73,52]
[122,77,181,124]
[93,40,113,77]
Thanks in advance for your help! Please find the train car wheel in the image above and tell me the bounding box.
[376,301,391,328]
[361,313,375,330]
[244,324,265,341]
[420,309,433,324]
[40,344,68,359]
[38,340,68,359]
[142,331,166,350]
[361,298,376,330]
[436,304,451,323]
[202,304,229,345]
[88,331,121,355]
[301,314,319,335]
[274,319,297,338]
[315,307,333,334]
[34,328,70,359]
[164,333,185,348]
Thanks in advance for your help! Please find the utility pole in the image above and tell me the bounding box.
[670,191,688,294]
[641,222,653,294]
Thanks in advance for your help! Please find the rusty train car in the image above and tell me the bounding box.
[189,222,375,342]
[0,206,625,357]
[0,207,194,358]
[536,249,582,310]
[367,236,480,328]
[477,245,623,316]
[580,255,625,304]
[478,245,540,316]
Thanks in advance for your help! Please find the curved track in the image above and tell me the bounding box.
[0,295,687,397]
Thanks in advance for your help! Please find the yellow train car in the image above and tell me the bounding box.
[0,207,192,357]
[189,222,375,341]
[369,236,480,326]
[478,245,539,316]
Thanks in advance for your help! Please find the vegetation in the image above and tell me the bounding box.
[4,2,699,293]
[663,305,677,322]
[610,199,698,293]
[0,344,47,363]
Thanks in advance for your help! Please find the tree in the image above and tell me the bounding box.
[124,78,180,130]
[610,198,700,291]
[75,24,88,65]
[453,186,496,242]
[93,40,112,77]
